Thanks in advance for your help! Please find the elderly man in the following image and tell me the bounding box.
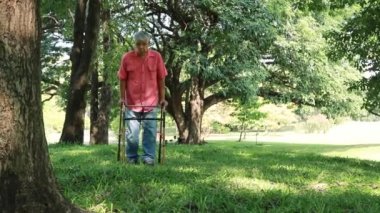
[118,31,168,165]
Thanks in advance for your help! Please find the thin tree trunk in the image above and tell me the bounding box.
[239,121,245,142]
[256,131,259,145]
[95,7,112,144]
[60,0,101,144]
[95,83,111,144]
[90,64,99,145]
[0,0,80,211]
[243,124,247,139]
[89,6,111,145]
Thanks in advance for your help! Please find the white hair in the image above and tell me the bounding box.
[134,31,151,42]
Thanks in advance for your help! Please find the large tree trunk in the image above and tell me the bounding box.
[168,91,188,144]
[60,0,101,144]
[168,77,203,144]
[0,0,79,211]
[168,82,227,144]
[167,78,188,144]
[186,77,203,144]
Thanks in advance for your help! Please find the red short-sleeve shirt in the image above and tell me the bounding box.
[118,50,167,112]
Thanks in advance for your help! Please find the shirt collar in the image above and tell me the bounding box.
[133,49,154,57]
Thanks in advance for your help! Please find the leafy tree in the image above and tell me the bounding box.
[90,0,140,144]
[40,0,138,144]
[232,100,267,142]
[41,0,75,103]
[60,0,101,144]
[40,0,367,145]
[262,0,364,119]
[142,0,276,144]
[329,0,380,116]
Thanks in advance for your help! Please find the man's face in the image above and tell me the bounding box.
[134,40,149,56]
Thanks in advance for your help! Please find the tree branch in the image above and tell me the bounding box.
[367,108,380,117]
[42,92,57,103]
[110,4,133,14]
[42,14,61,31]
[41,76,61,87]
[257,88,316,107]
[203,92,230,112]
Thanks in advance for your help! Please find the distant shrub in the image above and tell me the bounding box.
[210,121,231,134]
[304,114,332,133]
[333,116,351,125]
[259,104,299,131]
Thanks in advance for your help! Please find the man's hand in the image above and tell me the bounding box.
[159,99,168,111]
[119,99,126,112]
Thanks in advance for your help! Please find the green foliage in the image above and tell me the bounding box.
[259,104,299,131]
[41,33,71,105]
[263,1,363,118]
[329,0,380,116]
[40,0,373,138]
[50,142,380,212]
[231,100,267,131]
[210,122,231,134]
[40,0,76,106]
[144,0,277,103]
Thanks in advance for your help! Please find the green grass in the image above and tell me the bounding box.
[49,142,380,212]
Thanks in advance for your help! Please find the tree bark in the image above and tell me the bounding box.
[171,100,188,144]
[167,75,224,145]
[60,0,101,144]
[89,7,112,145]
[166,72,189,144]
[0,0,80,211]
[95,83,111,144]
[96,7,112,144]
[186,77,203,144]
[90,64,99,144]
[239,120,245,142]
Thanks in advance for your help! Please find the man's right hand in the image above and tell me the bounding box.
[119,99,126,111]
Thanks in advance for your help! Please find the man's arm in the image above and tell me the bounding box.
[157,53,168,108]
[118,54,127,106]
[158,78,165,103]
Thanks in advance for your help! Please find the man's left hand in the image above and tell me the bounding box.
[159,99,168,110]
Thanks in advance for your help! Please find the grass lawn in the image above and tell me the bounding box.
[50,142,380,212]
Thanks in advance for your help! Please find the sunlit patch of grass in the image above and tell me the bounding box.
[50,142,380,212]
[323,146,380,161]
[229,177,290,191]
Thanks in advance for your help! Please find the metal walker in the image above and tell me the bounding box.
[117,104,166,164]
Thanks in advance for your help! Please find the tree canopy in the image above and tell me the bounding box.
[39,0,371,144]
[329,0,380,116]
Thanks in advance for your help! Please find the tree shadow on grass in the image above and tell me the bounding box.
[49,143,380,212]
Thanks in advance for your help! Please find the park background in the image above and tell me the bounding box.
[1,0,380,212]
